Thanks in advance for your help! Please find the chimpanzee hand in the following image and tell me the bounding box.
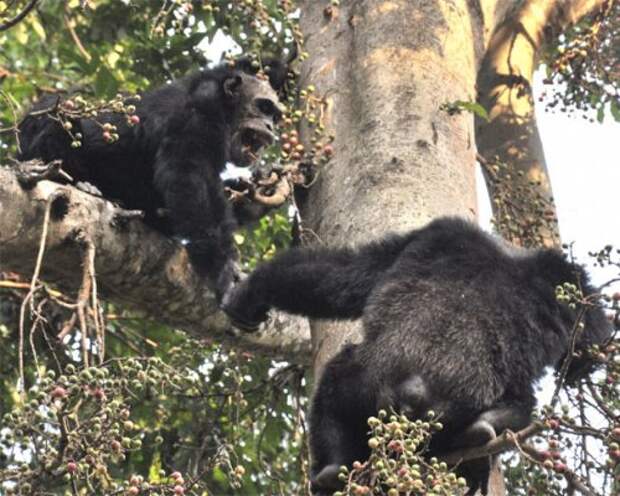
[221,277,270,332]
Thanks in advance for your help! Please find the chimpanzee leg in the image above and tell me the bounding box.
[449,399,534,496]
[310,347,373,495]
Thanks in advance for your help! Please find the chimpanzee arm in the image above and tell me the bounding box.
[153,133,237,298]
[222,231,416,329]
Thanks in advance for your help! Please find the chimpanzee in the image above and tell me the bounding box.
[17,60,287,298]
[222,217,611,494]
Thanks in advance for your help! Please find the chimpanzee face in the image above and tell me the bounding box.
[225,72,284,167]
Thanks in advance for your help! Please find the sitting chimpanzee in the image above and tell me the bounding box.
[222,217,611,494]
[17,59,287,298]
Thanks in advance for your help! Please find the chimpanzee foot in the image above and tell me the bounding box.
[451,420,496,496]
[311,464,342,496]
[452,419,496,449]
[15,159,70,188]
[75,181,103,197]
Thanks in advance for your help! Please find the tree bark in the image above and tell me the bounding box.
[0,166,311,360]
[298,0,478,371]
[476,0,608,247]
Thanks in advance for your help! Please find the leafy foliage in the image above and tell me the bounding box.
[439,100,489,122]
[335,411,468,496]
[539,0,620,122]
[478,156,559,248]
[0,310,309,494]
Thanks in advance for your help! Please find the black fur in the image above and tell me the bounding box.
[223,217,611,494]
[17,63,284,298]
[234,54,293,97]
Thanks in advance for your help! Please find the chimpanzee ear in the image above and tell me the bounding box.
[223,75,243,98]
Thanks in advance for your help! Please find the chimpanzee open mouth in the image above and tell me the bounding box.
[240,127,273,163]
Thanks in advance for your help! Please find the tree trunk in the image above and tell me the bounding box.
[298,0,485,492]
[298,0,478,370]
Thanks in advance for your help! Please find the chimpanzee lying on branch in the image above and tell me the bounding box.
[18,58,288,298]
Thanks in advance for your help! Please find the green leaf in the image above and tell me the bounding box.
[596,106,605,123]
[14,23,28,44]
[148,451,163,482]
[589,92,600,106]
[94,65,119,99]
[610,99,620,123]
[58,46,97,74]
[459,101,489,121]
[213,466,227,484]
[29,17,46,41]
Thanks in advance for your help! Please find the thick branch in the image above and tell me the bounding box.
[476,0,607,247]
[0,166,311,360]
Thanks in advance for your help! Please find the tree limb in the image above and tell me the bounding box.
[0,166,311,361]
[476,0,608,247]
[442,421,601,496]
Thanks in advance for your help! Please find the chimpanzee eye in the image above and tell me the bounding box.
[256,98,281,121]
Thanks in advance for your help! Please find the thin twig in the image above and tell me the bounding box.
[39,317,63,372]
[63,4,91,62]
[28,298,48,376]
[0,89,22,152]
[442,422,545,465]
[75,233,95,367]
[0,0,39,32]
[85,238,105,362]
[552,313,586,404]
[513,436,600,496]
[57,313,77,341]
[18,191,62,394]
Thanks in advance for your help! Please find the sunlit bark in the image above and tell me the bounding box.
[476,0,608,247]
